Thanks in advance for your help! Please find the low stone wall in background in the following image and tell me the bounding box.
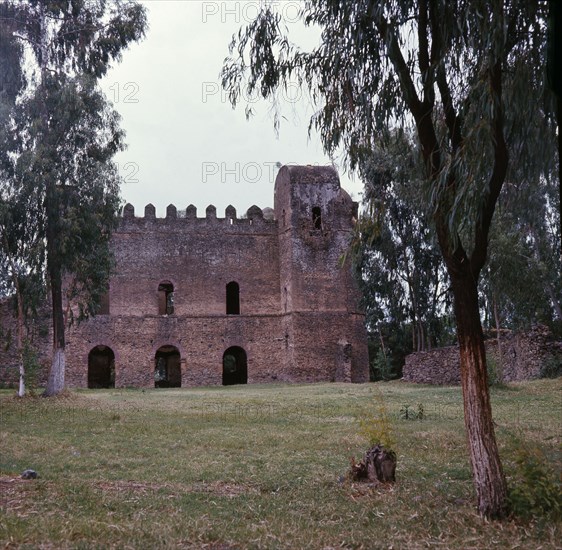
[403,325,562,385]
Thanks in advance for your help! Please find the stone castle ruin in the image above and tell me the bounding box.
[0,165,369,388]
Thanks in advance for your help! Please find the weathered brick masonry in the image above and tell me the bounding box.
[0,166,368,388]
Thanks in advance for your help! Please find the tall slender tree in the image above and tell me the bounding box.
[0,0,146,396]
[356,132,448,354]
[221,0,557,518]
[1,7,31,396]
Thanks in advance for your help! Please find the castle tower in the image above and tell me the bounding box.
[274,165,369,382]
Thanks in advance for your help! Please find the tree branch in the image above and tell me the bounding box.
[471,59,508,276]
[376,17,422,118]
[376,15,440,179]
[428,0,462,152]
[13,32,39,48]
[418,0,430,85]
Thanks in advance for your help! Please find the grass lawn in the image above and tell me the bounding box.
[0,379,560,549]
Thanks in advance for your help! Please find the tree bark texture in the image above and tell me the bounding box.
[2,230,26,397]
[43,213,66,397]
[39,2,66,398]
[43,166,66,396]
[451,273,508,519]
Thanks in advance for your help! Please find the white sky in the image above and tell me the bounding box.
[99,0,363,217]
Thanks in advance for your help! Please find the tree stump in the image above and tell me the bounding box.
[349,445,396,483]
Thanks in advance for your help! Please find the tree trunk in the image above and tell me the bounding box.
[545,281,562,320]
[43,177,66,396]
[39,3,66,398]
[16,292,25,398]
[43,233,66,396]
[14,276,25,398]
[44,273,66,396]
[2,229,26,397]
[492,297,503,383]
[451,273,508,519]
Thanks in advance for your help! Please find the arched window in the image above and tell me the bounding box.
[88,346,115,388]
[226,281,240,315]
[158,281,174,315]
[154,345,181,388]
[312,206,322,229]
[222,346,248,385]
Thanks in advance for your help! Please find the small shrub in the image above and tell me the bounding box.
[353,397,397,483]
[540,353,562,379]
[22,340,42,394]
[2,327,13,352]
[357,398,395,451]
[486,353,500,386]
[370,350,396,381]
[399,403,424,420]
[508,442,562,521]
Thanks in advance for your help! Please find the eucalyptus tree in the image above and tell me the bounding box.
[356,132,448,354]
[0,0,146,396]
[0,11,29,396]
[221,0,557,518]
[483,174,561,331]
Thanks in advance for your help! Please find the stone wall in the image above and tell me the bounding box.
[1,166,369,388]
[403,326,562,385]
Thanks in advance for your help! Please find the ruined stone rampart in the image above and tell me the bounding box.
[403,326,562,385]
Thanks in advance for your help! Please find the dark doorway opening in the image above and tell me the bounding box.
[88,346,115,388]
[226,281,240,315]
[155,345,181,388]
[222,346,248,385]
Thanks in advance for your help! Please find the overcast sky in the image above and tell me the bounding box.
[99,0,363,218]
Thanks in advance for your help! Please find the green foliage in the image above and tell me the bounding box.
[508,441,562,522]
[0,1,147,395]
[399,403,424,421]
[5,72,124,321]
[0,3,25,133]
[1,325,12,352]
[481,179,561,331]
[221,1,556,517]
[222,0,557,312]
[357,397,395,450]
[21,340,41,395]
[354,132,455,356]
[370,349,396,381]
[486,353,500,387]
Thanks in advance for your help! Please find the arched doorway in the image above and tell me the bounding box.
[154,345,181,388]
[88,346,115,388]
[222,346,247,385]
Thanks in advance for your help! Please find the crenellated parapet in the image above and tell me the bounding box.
[120,203,277,228]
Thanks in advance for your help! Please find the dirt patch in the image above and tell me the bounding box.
[0,476,39,515]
